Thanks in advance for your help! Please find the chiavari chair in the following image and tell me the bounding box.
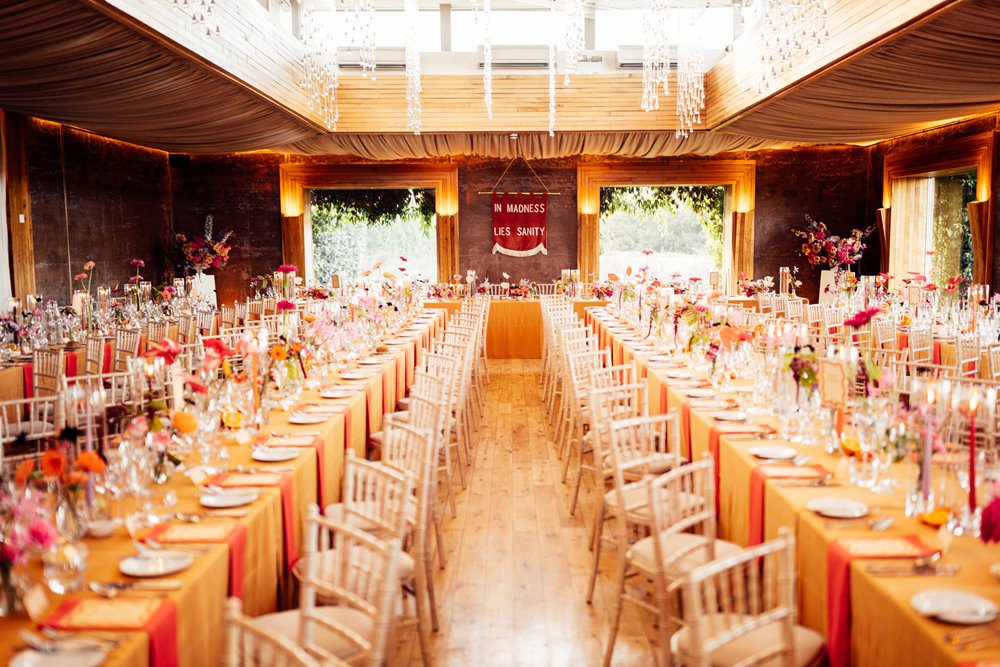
[955,334,981,379]
[84,334,107,376]
[222,597,320,667]
[113,328,142,373]
[31,348,64,400]
[672,528,824,667]
[220,304,236,331]
[177,314,196,345]
[146,319,168,343]
[988,343,1000,381]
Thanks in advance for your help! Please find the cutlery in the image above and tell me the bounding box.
[866,563,960,577]
[204,508,250,518]
[945,625,1000,650]
[823,515,895,530]
[19,629,107,653]
[230,465,294,474]
[134,538,209,555]
[174,512,202,523]
[89,580,182,598]
[775,477,839,488]
[40,627,124,647]
[270,431,320,437]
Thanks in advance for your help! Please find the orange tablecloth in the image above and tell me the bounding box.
[590,305,1000,667]
[0,312,440,666]
[486,299,543,359]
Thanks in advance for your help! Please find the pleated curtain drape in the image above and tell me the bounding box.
[967,200,993,285]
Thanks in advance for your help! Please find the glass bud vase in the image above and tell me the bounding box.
[55,496,89,542]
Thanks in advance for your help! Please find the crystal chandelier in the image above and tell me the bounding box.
[563,0,585,85]
[299,3,340,131]
[758,0,829,92]
[640,0,670,112]
[346,0,377,79]
[675,43,704,139]
[404,0,422,134]
[169,0,220,37]
[481,0,494,119]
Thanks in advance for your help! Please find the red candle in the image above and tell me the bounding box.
[970,392,979,514]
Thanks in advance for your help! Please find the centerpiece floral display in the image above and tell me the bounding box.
[736,273,774,297]
[172,214,233,276]
[0,485,57,616]
[783,345,819,397]
[792,215,873,293]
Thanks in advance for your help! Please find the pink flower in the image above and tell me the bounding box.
[148,337,182,365]
[83,261,96,271]
[982,496,1000,543]
[642,249,653,256]
[400,256,408,262]
[235,338,259,356]
[74,272,88,281]
[184,374,208,394]
[130,259,145,268]
[126,415,149,440]
[28,518,57,550]
[276,300,296,311]
[276,264,298,274]
[844,307,881,329]
[129,275,143,284]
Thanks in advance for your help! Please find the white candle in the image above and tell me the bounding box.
[170,366,184,411]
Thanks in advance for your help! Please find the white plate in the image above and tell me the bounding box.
[288,413,330,424]
[749,445,798,461]
[252,447,302,462]
[340,371,375,380]
[713,410,748,422]
[648,356,676,364]
[806,498,869,519]
[11,649,107,667]
[119,552,194,578]
[684,388,716,398]
[319,388,355,399]
[665,370,693,379]
[199,491,260,509]
[911,589,999,625]
[358,358,385,365]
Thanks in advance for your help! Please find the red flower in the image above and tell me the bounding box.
[203,338,234,359]
[276,264,298,274]
[130,259,145,268]
[73,272,88,281]
[276,300,296,311]
[148,337,182,365]
[184,374,208,394]
[844,307,881,329]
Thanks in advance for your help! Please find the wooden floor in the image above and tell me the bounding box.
[389,359,659,667]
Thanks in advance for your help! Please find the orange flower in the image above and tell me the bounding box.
[14,459,35,486]
[41,449,67,478]
[269,345,287,362]
[172,410,198,435]
[291,342,303,354]
[65,470,88,487]
[75,450,106,474]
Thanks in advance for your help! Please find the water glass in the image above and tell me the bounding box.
[43,540,88,594]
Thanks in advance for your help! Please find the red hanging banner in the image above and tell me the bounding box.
[491,193,548,257]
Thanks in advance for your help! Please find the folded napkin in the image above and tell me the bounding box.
[295,405,344,415]
[264,435,317,447]
[748,465,829,545]
[145,522,248,600]
[707,424,776,513]
[689,400,732,410]
[827,536,937,667]
[42,598,178,667]
[210,472,298,568]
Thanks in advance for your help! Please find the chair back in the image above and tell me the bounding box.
[147,320,168,343]
[298,508,400,667]
[342,452,415,539]
[85,335,107,376]
[32,348,64,398]
[113,328,142,372]
[177,314,196,345]
[676,529,799,667]
[222,597,320,667]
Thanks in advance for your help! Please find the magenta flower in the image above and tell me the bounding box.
[844,307,881,329]
[83,260,96,271]
[29,518,57,550]
[276,264,298,274]
[276,299,296,311]
[130,259,145,268]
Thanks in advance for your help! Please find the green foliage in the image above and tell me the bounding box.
[311,189,435,233]
[310,188,437,285]
[599,186,725,267]
[929,172,976,285]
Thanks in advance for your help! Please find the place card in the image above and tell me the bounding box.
[154,523,234,542]
[51,598,163,629]
[217,472,283,487]
[819,358,850,407]
[835,535,936,559]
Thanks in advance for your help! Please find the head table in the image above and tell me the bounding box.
[0,308,445,667]
[588,306,1000,667]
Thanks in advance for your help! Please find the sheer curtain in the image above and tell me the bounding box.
[888,176,932,288]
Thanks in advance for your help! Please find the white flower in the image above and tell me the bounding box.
[502,272,510,280]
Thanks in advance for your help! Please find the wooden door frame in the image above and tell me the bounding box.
[278,162,459,283]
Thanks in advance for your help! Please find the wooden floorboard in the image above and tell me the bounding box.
[388,359,658,667]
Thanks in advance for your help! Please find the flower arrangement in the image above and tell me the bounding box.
[509,279,535,299]
[275,265,297,301]
[736,273,774,297]
[0,487,57,614]
[944,274,967,294]
[844,306,882,329]
[783,345,819,395]
[589,281,613,299]
[427,283,457,300]
[173,215,233,275]
[792,215,873,273]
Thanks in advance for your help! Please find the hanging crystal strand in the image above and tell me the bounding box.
[482,0,493,119]
[640,0,669,112]
[404,0,422,134]
[361,0,376,79]
[563,0,584,86]
[675,42,704,139]
[299,2,340,130]
[758,0,829,93]
[548,9,556,137]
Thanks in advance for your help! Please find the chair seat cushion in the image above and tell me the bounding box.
[292,545,414,585]
[255,605,372,660]
[603,473,693,519]
[672,613,825,667]
[628,533,743,578]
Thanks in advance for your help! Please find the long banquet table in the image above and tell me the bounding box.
[587,306,1000,667]
[0,308,446,667]
[425,298,606,359]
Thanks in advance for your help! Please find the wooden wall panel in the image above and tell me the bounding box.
[2,111,35,296]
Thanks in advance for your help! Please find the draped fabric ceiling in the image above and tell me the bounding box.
[0,0,998,157]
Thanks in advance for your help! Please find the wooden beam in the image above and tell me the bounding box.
[2,111,36,297]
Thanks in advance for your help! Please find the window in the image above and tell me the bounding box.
[310,189,437,286]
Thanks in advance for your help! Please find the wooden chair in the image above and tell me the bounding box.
[84,334,107,376]
[113,328,142,373]
[535,282,557,295]
[147,320,168,343]
[222,597,320,667]
[220,304,236,331]
[197,310,217,337]
[672,528,825,667]
[234,300,249,327]
[955,334,980,379]
[177,314,196,345]
[255,508,401,667]
[908,326,934,365]
[988,343,1000,381]
[757,291,775,314]
[31,348,64,399]
[0,396,59,454]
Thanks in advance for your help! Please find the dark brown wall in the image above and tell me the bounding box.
[458,158,578,283]
[168,153,283,305]
[753,146,873,302]
[26,121,171,302]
